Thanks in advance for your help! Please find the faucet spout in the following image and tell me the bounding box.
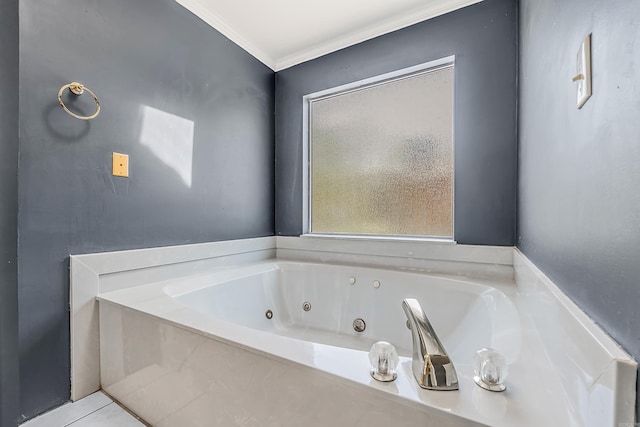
[402,298,458,390]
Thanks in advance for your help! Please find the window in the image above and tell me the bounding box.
[304,57,454,240]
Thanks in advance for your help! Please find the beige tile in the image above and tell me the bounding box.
[67,403,145,427]
[21,392,111,427]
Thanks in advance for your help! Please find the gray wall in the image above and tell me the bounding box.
[0,0,20,426]
[18,0,274,420]
[518,0,640,418]
[275,0,518,245]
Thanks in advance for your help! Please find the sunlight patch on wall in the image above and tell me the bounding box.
[139,105,195,187]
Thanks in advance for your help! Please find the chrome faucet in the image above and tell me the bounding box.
[402,298,458,390]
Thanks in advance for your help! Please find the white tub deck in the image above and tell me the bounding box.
[95,260,626,427]
[71,237,636,426]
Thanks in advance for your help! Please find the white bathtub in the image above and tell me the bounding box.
[165,262,520,363]
[96,260,601,427]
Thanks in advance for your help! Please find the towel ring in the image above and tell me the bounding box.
[57,82,101,120]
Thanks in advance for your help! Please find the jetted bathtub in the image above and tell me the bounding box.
[165,262,520,363]
[97,261,595,426]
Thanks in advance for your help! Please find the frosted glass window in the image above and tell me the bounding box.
[309,64,454,238]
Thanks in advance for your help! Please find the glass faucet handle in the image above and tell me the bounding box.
[369,341,399,382]
[473,348,507,392]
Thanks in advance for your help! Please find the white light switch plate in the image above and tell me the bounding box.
[576,33,592,109]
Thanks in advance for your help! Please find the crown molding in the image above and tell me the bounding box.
[176,0,277,70]
[176,0,482,72]
[275,0,482,70]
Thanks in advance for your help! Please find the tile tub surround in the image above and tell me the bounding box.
[70,235,511,401]
[276,236,515,280]
[71,237,636,425]
[70,237,277,401]
[99,301,487,427]
[513,250,637,426]
[98,262,571,426]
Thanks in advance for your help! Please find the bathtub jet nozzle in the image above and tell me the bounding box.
[353,318,366,333]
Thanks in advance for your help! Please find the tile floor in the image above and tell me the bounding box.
[21,392,145,427]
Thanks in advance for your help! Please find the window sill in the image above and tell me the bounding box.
[300,233,456,245]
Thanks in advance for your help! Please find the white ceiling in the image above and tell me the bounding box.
[176,0,482,71]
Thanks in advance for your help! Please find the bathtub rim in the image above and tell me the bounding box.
[95,265,518,427]
[94,258,620,427]
[69,236,637,427]
[70,236,511,401]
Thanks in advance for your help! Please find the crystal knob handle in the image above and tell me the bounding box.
[369,341,399,382]
[473,348,507,392]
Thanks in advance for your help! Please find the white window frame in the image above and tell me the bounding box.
[302,55,456,242]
